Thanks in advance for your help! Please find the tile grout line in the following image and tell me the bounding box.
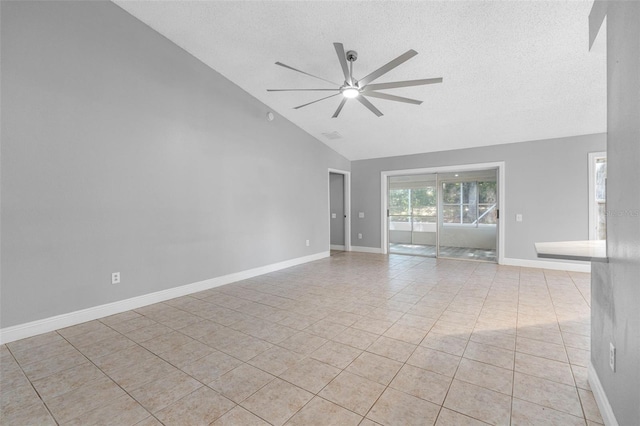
[543,270,592,424]
[3,343,62,426]
[509,266,522,426]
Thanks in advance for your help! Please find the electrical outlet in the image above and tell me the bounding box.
[306,240,310,247]
[358,233,362,239]
[610,342,616,372]
[111,272,120,285]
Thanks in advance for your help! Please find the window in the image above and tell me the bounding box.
[388,187,437,231]
[410,187,437,224]
[442,181,497,225]
[389,189,410,230]
[589,152,607,240]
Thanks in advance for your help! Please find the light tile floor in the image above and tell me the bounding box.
[1,252,602,425]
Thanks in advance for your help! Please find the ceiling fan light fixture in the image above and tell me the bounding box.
[341,87,359,98]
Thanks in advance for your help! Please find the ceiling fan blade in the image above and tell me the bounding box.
[356,96,383,117]
[333,43,352,85]
[293,93,341,110]
[267,89,339,92]
[275,62,339,86]
[364,78,443,91]
[362,91,423,105]
[332,98,348,118]
[357,50,418,87]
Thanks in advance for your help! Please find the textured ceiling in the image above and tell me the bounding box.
[114,0,606,161]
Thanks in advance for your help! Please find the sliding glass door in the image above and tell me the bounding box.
[387,168,498,262]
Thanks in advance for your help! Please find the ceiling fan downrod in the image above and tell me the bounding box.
[346,50,357,86]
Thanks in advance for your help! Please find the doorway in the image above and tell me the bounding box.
[329,169,351,254]
[382,163,504,263]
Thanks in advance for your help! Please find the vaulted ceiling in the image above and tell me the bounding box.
[114,0,606,161]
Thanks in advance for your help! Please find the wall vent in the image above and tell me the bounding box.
[322,131,343,140]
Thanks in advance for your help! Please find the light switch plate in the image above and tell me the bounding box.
[358,212,364,218]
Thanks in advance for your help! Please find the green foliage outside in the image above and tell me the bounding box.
[390,181,497,225]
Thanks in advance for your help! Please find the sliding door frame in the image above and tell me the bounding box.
[381,161,506,264]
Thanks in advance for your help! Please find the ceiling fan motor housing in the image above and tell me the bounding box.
[346,50,358,62]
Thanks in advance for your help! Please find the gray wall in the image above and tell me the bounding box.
[591,2,640,425]
[351,133,606,260]
[0,1,349,328]
[329,173,345,246]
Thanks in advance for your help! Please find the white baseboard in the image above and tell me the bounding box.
[589,362,619,426]
[0,251,329,345]
[501,257,591,273]
[350,245,384,254]
[330,245,345,250]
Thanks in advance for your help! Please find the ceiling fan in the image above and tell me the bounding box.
[267,42,443,118]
